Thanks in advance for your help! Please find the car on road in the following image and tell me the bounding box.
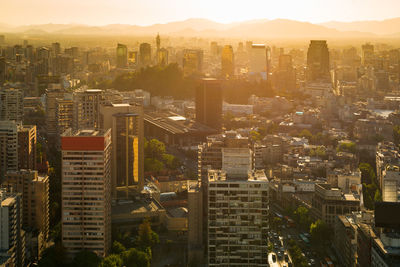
[284,253,289,262]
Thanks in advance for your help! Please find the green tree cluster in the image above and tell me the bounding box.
[293,206,313,230]
[337,141,357,154]
[359,163,382,209]
[309,219,332,246]
[287,240,308,267]
[144,138,181,172]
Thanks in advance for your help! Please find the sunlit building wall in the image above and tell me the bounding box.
[139,43,152,67]
[221,45,234,77]
[116,43,127,68]
[307,40,330,81]
[183,49,203,77]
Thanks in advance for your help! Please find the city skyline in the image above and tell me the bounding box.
[2,0,400,26]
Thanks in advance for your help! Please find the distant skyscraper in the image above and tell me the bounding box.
[362,43,375,66]
[0,57,6,85]
[274,54,296,93]
[249,44,270,77]
[195,78,222,131]
[157,48,169,66]
[221,45,234,77]
[0,87,23,122]
[139,43,152,67]
[183,49,203,77]
[61,129,112,257]
[210,42,218,58]
[45,86,65,137]
[51,42,61,57]
[17,125,37,171]
[307,40,330,81]
[156,33,161,51]
[116,43,128,68]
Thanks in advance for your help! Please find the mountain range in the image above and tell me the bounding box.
[1,18,400,38]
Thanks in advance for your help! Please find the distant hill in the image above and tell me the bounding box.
[0,18,394,38]
[320,17,400,35]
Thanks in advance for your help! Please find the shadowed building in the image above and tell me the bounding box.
[195,78,222,131]
[307,40,330,81]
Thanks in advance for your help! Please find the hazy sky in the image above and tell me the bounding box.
[2,0,400,26]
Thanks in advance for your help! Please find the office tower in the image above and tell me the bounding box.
[35,74,61,97]
[17,125,37,171]
[157,48,168,66]
[116,43,128,68]
[0,87,24,122]
[246,41,253,53]
[195,78,222,131]
[156,33,161,51]
[100,103,144,197]
[0,35,4,44]
[139,43,152,67]
[273,54,296,93]
[51,42,61,57]
[3,170,49,250]
[188,181,203,263]
[210,42,218,58]
[207,170,269,266]
[74,89,103,129]
[249,44,268,74]
[45,86,65,137]
[183,49,204,77]
[362,43,374,66]
[307,40,330,81]
[61,129,112,257]
[0,189,25,267]
[56,96,75,137]
[0,121,18,179]
[221,45,234,77]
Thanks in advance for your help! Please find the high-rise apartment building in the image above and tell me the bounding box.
[307,40,330,81]
[0,87,23,122]
[362,43,374,66]
[61,129,112,257]
[116,43,128,68]
[187,181,203,263]
[207,169,269,266]
[56,97,75,137]
[0,189,25,267]
[183,49,204,77]
[195,78,222,131]
[249,44,271,77]
[221,45,234,77]
[74,89,104,129]
[100,103,144,197]
[3,170,49,251]
[0,121,18,179]
[139,43,152,67]
[45,86,65,137]
[17,125,37,171]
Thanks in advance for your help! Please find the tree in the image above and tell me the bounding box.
[71,250,101,267]
[145,139,166,160]
[359,163,377,185]
[100,254,123,267]
[137,219,159,250]
[249,130,261,142]
[111,241,126,255]
[163,153,180,170]
[38,243,66,267]
[394,125,400,145]
[299,129,312,140]
[310,219,332,246]
[294,206,312,230]
[144,158,165,172]
[337,141,357,154]
[122,248,150,267]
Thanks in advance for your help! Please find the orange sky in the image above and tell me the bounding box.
[2,0,400,26]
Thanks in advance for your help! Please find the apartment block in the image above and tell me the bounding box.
[208,169,269,266]
[17,125,37,171]
[61,129,112,257]
[0,87,23,122]
[0,121,18,179]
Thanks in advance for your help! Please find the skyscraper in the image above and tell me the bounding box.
[362,43,375,66]
[195,78,222,131]
[139,43,152,67]
[61,129,112,257]
[307,40,330,81]
[249,44,270,78]
[45,86,65,137]
[221,45,234,77]
[17,125,37,171]
[73,89,103,129]
[116,43,128,68]
[99,103,144,197]
[157,48,168,66]
[183,49,203,77]
[0,87,24,122]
